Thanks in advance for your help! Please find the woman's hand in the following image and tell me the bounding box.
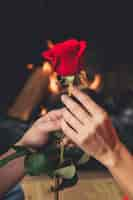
[18,109,63,148]
[61,87,122,168]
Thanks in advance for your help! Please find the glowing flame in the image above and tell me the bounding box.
[40,106,47,116]
[49,72,60,94]
[26,64,34,70]
[42,62,53,74]
[79,70,102,91]
[89,74,102,91]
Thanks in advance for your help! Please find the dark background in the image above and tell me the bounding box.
[0,0,133,113]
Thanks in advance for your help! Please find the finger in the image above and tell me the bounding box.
[61,119,80,144]
[38,109,64,123]
[71,87,105,116]
[61,95,90,124]
[47,109,64,120]
[62,109,84,133]
[39,120,61,133]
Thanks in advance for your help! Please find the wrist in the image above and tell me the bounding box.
[102,141,125,170]
[108,142,131,171]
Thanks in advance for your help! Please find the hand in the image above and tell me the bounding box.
[18,109,63,148]
[61,87,122,168]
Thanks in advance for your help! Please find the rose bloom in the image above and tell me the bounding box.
[42,39,87,76]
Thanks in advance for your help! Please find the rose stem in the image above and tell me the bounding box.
[54,177,60,200]
[60,144,64,164]
[54,139,64,200]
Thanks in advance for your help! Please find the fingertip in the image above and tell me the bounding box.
[61,94,67,102]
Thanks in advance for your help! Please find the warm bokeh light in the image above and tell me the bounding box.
[89,74,102,91]
[47,40,54,49]
[79,70,102,91]
[79,70,90,88]
[26,64,34,70]
[49,72,60,94]
[42,62,53,74]
[40,106,47,116]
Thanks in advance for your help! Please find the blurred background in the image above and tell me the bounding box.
[0,0,133,114]
[1,2,133,199]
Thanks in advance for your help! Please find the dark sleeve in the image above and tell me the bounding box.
[0,117,29,155]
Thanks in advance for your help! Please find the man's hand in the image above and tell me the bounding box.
[61,87,122,168]
[18,109,63,148]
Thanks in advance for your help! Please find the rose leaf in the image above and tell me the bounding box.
[78,153,90,165]
[54,165,76,179]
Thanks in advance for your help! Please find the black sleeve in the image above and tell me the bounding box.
[0,117,29,155]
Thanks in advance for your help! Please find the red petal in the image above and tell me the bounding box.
[77,41,87,57]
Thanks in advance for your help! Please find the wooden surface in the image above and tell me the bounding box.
[21,172,124,200]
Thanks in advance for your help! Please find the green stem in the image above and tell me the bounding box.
[60,145,64,164]
[0,151,27,167]
[54,177,60,200]
[53,140,64,200]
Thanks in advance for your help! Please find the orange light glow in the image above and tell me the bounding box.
[79,70,102,91]
[89,74,102,91]
[42,62,53,74]
[40,106,47,116]
[26,64,34,70]
[47,40,54,49]
[49,72,60,94]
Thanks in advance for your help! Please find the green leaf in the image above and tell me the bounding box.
[25,153,49,176]
[54,165,76,179]
[78,153,90,165]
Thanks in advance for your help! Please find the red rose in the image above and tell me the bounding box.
[42,39,87,76]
